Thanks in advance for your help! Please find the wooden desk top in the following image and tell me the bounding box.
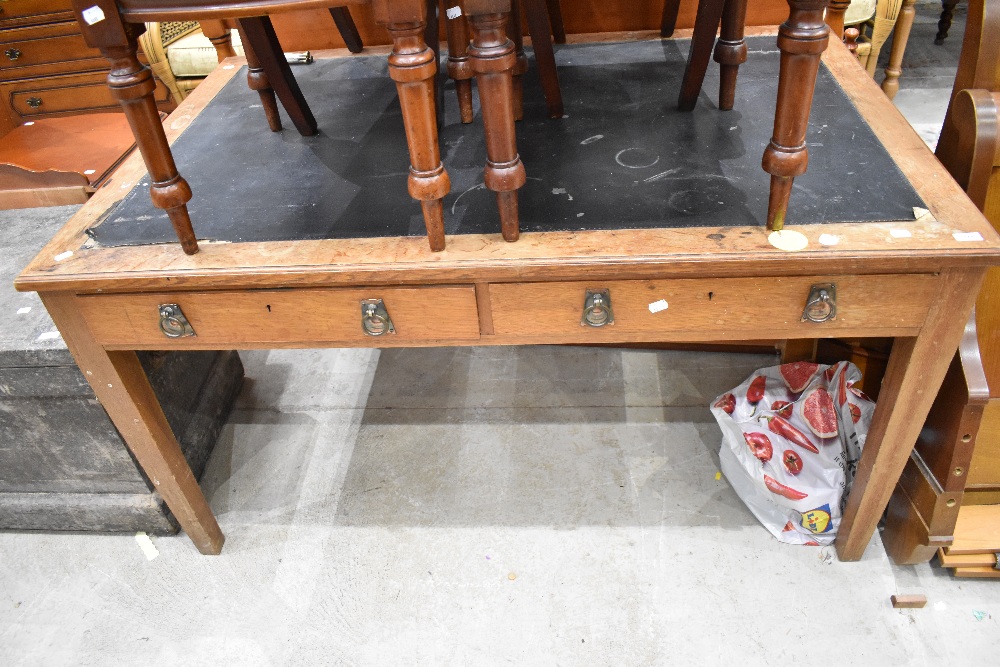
[15,34,1000,294]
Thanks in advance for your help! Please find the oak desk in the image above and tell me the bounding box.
[15,36,1000,560]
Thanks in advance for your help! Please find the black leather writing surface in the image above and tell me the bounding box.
[91,38,923,247]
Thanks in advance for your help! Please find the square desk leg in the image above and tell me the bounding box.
[835,268,987,561]
[40,293,224,555]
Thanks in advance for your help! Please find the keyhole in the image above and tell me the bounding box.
[266,304,271,312]
[708,292,714,300]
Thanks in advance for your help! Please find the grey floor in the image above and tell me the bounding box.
[3,4,998,664]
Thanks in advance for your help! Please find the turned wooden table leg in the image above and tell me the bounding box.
[41,294,224,554]
[509,0,528,121]
[714,0,749,110]
[469,11,527,242]
[836,269,987,561]
[330,7,364,53]
[385,21,451,251]
[824,0,850,39]
[761,0,829,231]
[881,0,916,100]
[445,1,475,124]
[523,0,564,118]
[935,0,960,44]
[77,13,197,254]
[678,0,727,111]
[238,17,317,137]
[235,21,283,132]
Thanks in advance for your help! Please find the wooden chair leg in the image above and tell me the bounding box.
[544,0,566,43]
[761,0,829,231]
[234,22,283,132]
[882,0,917,100]
[199,20,238,60]
[469,11,526,242]
[385,21,450,251]
[825,0,851,38]
[714,0,748,110]
[445,0,475,123]
[238,16,318,137]
[936,0,960,44]
[523,0,564,118]
[509,0,528,121]
[678,0,727,111]
[329,7,364,53]
[661,0,683,37]
[102,39,198,253]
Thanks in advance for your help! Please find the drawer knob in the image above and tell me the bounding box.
[26,97,42,109]
[801,283,837,323]
[4,48,21,61]
[581,289,614,327]
[158,304,197,338]
[361,299,395,336]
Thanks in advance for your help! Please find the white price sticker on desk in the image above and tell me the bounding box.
[82,6,105,25]
[446,6,462,19]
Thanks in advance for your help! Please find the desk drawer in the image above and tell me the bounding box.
[3,71,170,117]
[76,286,482,348]
[0,21,101,81]
[489,274,938,341]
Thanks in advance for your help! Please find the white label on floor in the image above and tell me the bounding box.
[953,231,984,242]
[135,532,159,561]
[17,307,31,315]
[82,6,105,25]
[37,332,61,341]
[446,6,462,19]
[648,299,668,314]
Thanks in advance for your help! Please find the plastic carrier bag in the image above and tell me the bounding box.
[710,361,875,545]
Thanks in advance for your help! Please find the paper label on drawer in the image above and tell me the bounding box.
[446,6,462,19]
[648,299,668,313]
[82,6,106,25]
[953,231,984,242]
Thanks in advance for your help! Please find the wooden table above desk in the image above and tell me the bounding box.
[15,35,1000,560]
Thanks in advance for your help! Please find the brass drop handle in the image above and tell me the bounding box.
[361,299,395,336]
[4,48,21,61]
[26,97,42,109]
[801,283,837,323]
[581,289,614,327]
[158,304,197,338]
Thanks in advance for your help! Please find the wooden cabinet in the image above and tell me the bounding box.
[0,0,170,208]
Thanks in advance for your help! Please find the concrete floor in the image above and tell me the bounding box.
[2,3,998,664]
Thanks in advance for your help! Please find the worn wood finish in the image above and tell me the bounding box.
[468,9,525,242]
[15,43,1000,556]
[880,0,916,100]
[38,293,224,554]
[761,0,829,231]
[835,269,988,561]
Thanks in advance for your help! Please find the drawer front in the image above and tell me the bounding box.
[490,274,939,341]
[76,286,482,348]
[4,71,170,117]
[0,1,74,29]
[1,22,101,80]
